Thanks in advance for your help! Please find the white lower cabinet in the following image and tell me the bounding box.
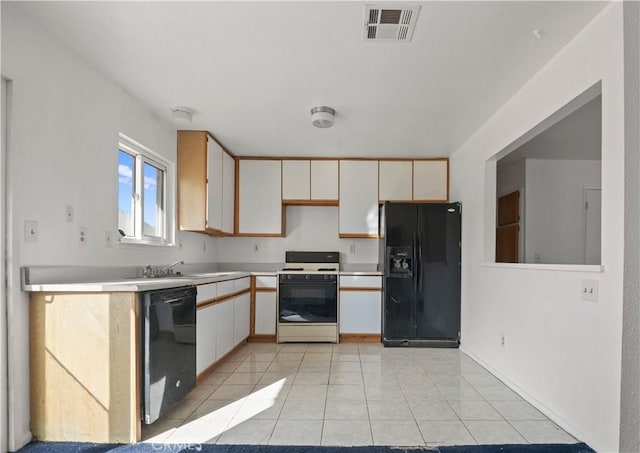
[255,292,277,335]
[214,299,235,360]
[339,291,382,334]
[234,293,251,344]
[196,303,218,375]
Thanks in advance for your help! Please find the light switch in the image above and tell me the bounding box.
[581,279,599,303]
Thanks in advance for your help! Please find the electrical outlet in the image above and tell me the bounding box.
[104,231,113,248]
[65,205,74,223]
[202,240,207,252]
[349,244,356,254]
[500,333,506,347]
[24,220,38,242]
[79,227,87,245]
[534,253,542,263]
[253,243,260,253]
[581,279,599,303]
[178,238,183,250]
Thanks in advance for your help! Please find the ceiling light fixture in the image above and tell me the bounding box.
[170,107,193,122]
[311,106,336,128]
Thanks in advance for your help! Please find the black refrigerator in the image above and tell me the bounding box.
[379,202,461,347]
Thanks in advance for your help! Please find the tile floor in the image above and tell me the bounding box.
[142,342,578,447]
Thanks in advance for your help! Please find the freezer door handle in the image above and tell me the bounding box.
[417,233,423,294]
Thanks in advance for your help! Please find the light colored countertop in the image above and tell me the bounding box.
[24,271,251,293]
[22,263,382,293]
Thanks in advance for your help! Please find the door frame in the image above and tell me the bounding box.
[1,77,8,453]
[582,185,602,264]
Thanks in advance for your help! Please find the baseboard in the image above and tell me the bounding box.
[247,334,276,343]
[339,333,381,343]
[460,345,602,452]
[197,339,248,384]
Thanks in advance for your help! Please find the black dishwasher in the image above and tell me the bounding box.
[141,286,196,424]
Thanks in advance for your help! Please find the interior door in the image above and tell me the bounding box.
[383,203,417,340]
[496,190,520,263]
[416,203,461,340]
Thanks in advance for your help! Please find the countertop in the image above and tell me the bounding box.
[23,271,251,293]
[22,265,382,293]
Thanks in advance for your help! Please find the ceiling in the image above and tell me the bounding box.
[11,1,609,158]
[498,95,602,167]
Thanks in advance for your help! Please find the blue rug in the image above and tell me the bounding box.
[16,442,596,453]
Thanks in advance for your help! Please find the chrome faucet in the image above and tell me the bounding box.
[162,260,184,275]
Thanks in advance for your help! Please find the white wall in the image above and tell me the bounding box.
[449,4,623,452]
[217,206,378,265]
[524,159,601,265]
[1,5,218,449]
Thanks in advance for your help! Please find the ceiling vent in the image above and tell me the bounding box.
[364,4,421,42]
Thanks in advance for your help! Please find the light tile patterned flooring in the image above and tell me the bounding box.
[142,342,577,447]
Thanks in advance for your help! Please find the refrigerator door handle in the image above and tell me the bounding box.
[413,232,419,293]
[417,233,423,294]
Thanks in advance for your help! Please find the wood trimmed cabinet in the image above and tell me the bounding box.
[379,159,449,202]
[339,160,380,238]
[339,275,382,342]
[177,131,235,235]
[282,159,339,205]
[196,276,251,379]
[237,159,284,236]
[250,274,277,341]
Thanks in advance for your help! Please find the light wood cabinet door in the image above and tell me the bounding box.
[221,151,235,234]
[196,304,217,375]
[282,160,310,201]
[339,291,382,334]
[311,160,339,200]
[206,137,223,231]
[379,161,412,201]
[233,293,250,344]
[413,160,448,201]
[339,160,379,238]
[238,159,283,235]
[255,292,277,335]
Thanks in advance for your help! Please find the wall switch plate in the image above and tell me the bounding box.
[178,238,183,250]
[349,244,356,254]
[104,230,113,248]
[79,227,87,245]
[581,279,599,303]
[24,220,38,242]
[252,243,260,253]
[203,240,207,252]
[65,205,74,223]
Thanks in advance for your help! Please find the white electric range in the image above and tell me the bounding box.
[277,251,340,343]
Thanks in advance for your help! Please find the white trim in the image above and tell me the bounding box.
[1,78,8,453]
[117,133,174,246]
[481,262,604,273]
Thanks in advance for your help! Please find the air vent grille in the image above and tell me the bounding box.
[364,4,420,42]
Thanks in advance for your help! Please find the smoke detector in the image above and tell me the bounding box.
[364,4,421,41]
[311,106,335,128]
[170,107,193,122]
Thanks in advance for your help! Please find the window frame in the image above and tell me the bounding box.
[118,134,172,246]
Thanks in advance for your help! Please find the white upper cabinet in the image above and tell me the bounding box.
[282,160,310,201]
[221,151,235,234]
[311,160,339,201]
[413,160,448,201]
[206,136,223,231]
[379,160,413,201]
[238,159,283,235]
[339,160,379,238]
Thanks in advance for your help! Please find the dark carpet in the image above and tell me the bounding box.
[16,442,595,453]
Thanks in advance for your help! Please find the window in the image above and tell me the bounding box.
[118,134,171,245]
